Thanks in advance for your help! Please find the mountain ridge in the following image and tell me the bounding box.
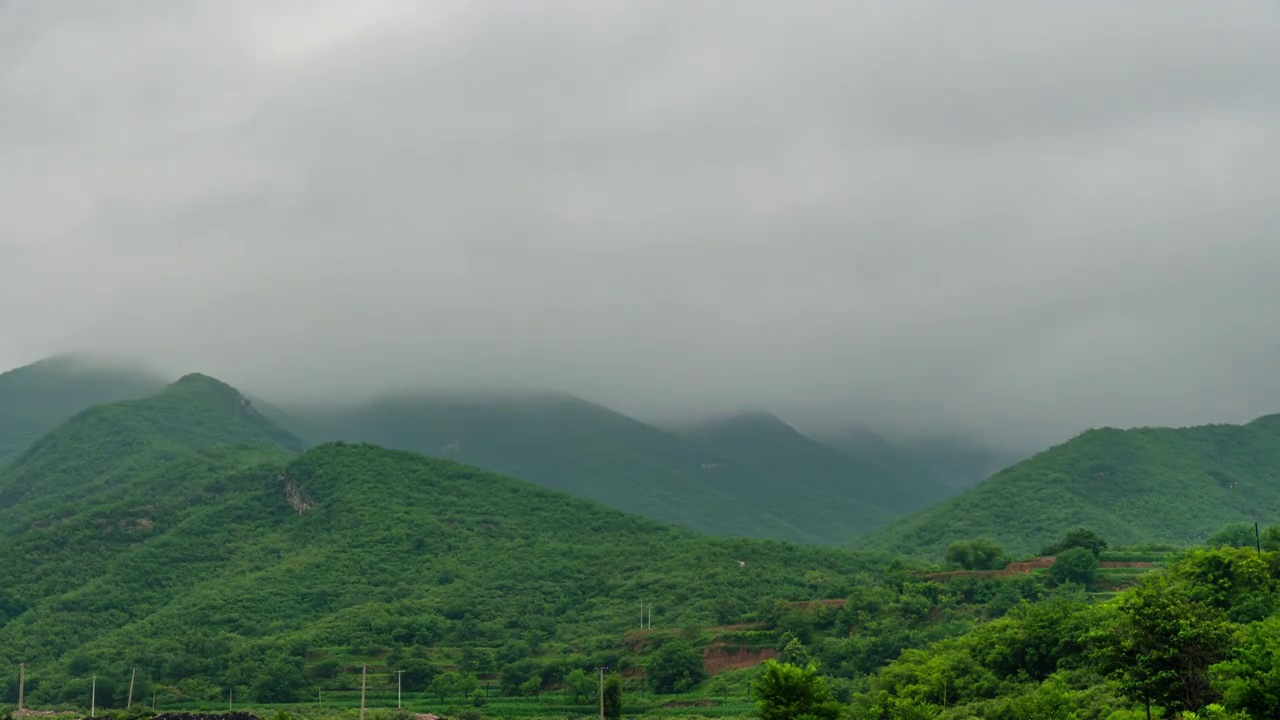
[0,377,887,705]
[865,415,1280,558]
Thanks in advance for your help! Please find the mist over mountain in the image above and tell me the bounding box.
[0,354,998,542]
[4,2,1279,449]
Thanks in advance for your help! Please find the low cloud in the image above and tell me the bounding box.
[3,1,1278,448]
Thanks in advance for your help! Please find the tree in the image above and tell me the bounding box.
[1210,616,1280,719]
[519,675,542,698]
[401,657,442,691]
[753,660,843,720]
[602,672,622,720]
[455,673,481,699]
[945,538,1006,570]
[645,641,706,694]
[469,688,487,708]
[1260,525,1280,552]
[1089,576,1233,718]
[1207,523,1259,549]
[1042,528,1108,557]
[709,675,731,703]
[1049,547,1099,586]
[253,656,307,703]
[428,672,469,703]
[779,637,813,668]
[564,668,595,704]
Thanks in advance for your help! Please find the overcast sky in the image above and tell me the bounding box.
[2,1,1278,447]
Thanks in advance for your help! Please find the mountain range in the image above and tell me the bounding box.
[0,373,884,705]
[0,355,1007,543]
[7,352,1276,563]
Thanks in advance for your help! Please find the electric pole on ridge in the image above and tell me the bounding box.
[18,663,24,712]
[127,668,136,709]
[396,669,405,709]
[91,674,96,717]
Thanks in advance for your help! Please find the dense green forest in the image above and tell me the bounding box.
[867,420,1280,558]
[849,541,1280,719]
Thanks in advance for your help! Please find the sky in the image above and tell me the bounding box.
[2,1,1278,448]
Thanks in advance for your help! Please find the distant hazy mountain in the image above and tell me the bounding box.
[818,426,1014,512]
[279,392,846,542]
[866,416,1280,558]
[0,354,166,467]
[670,411,895,533]
[0,353,998,543]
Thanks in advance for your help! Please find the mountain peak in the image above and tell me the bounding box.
[171,372,246,398]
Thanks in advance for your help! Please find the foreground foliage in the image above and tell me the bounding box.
[851,544,1280,718]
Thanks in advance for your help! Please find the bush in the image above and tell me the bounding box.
[645,641,705,694]
[753,660,842,720]
[945,538,1006,570]
[1042,528,1108,557]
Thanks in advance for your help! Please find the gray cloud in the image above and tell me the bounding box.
[2,0,1278,448]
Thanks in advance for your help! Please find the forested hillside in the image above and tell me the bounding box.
[0,377,904,706]
[868,418,1280,558]
[281,394,882,543]
[673,412,895,525]
[0,354,165,467]
[0,355,1006,546]
[7,372,1280,719]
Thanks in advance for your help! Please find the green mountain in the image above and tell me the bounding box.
[867,417,1280,558]
[281,393,856,543]
[0,373,302,510]
[818,427,1014,512]
[0,375,894,706]
[671,412,894,531]
[0,354,166,467]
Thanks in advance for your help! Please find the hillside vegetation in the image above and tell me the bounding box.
[0,356,1008,545]
[673,412,894,528]
[0,377,905,706]
[0,354,165,467]
[868,419,1280,558]
[282,395,886,543]
[7,371,1280,719]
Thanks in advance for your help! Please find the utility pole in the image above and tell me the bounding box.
[91,675,96,717]
[647,603,652,629]
[18,663,24,712]
[596,666,608,720]
[152,691,157,711]
[128,668,136,709]
[359,663,368,720]
[228,687,233,711]
[396,670,405,709]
